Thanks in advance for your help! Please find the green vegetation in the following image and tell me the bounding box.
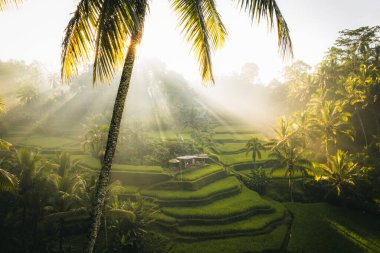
[161,186,270,219]
[219,151,269,165]
[216,142,246,153]
[286,203,380,253]
[176,200,285,236]
[179,165,223,181]
[0,12,379,252]
[5,135,76,149]
[142,176,241,201]
[170,224,287,253]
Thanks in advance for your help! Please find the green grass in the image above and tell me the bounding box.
[146,131,191,140]
[5,135,77,149]
[178,165,223,181]
[170,224,287,253]
[215,142,246,153]
[142,176,241,201]
[123,185,140,195]
[72,155,101,169]
[286,202,380,253]
[111,171,172,187]
[213,133,256,141]
[214,124,256,133]
[112,164,164,173]
[176,200,286,236]
[153,212,178,225]
[219,151,269,165]
[161,186,270,219]
[73,154,164,173]
[219,152,252,165]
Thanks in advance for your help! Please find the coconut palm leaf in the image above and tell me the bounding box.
[106,209,136,223]
[0,168,19,192]
[43,207,88,223]
[93,0,140,83]
[314,150,358,197]
[236,0,293,57]
[0,139,12,150]
[61,0,101,81]
[171,0,227,83]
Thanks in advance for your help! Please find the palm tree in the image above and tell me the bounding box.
[13,149,57,252]
[269,146,310,202]
[271,116,298,149]
[42,153,86,252]
[314,150,358,198]
[309,98,353,157]
[246,137,265,168]
[61,1,292,251]
[16,85,39,105]
[292,110,318,149]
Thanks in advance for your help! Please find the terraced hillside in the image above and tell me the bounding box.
[139,165,291,253]
[3,124,293,252]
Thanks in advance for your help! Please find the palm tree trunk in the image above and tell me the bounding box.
[86,40,138,253]
[104,215,108,248]
[325,138,329,159]
[59,218,64,253]
[357,111,368,147]
[289,171,294,202]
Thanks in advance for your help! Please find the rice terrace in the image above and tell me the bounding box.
[0,0,379,253]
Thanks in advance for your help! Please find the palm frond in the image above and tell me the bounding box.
[0,168,19,192]
[106,208,136,223]
[0,139,12,150]
[0,0,21,11]
[93,0,140,83]
[61,0,101,82]
[171,0,227,83]
[236,0,293,57]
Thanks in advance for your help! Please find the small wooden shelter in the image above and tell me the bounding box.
[173,154,209,169]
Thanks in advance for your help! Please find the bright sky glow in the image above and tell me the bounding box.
[0,0,379,84]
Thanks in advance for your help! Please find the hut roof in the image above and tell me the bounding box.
[177,155,197,160]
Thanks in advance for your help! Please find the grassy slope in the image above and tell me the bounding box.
[142,176,240,200]
[178,165,223,181]
[161,186,270,219]
[5,135,77,149]
[176,200,285,235]
[73,154,164,172]
[219,151,269,165]
[286,202,380,253]
[170,224,287,253]
[216,142,246,153]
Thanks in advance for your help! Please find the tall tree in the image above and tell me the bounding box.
[61,1,292,252]
[14,149,57,252]
[308,95,353,157]
[44,153,87,253]
[269,117,310,202]
[269,146,310,202]
[314,150,358,198]
[245,137,265,168]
